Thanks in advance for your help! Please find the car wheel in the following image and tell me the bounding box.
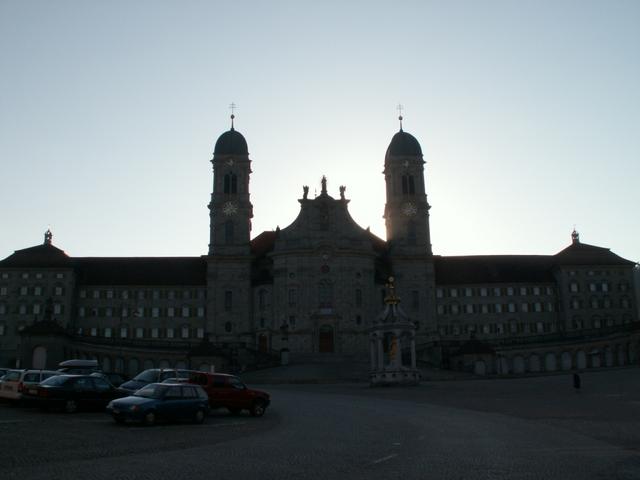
[143,411,156,426]
[193,409,206,424]
[64,399,78,414]
[228,408,241,416]
[250,400,266,417]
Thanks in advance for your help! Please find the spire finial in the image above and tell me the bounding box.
[229,102,237,130]
[571,227,580,244]
[321,175,327,195]
[397,103,404,131]
[44,228,52,245]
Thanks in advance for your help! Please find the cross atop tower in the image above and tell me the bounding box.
[397,103,404,131]
[229,102,237,129]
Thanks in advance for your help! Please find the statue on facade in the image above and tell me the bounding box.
[339,185,346,199]
[303,185,309,199]
[321,175,327,195]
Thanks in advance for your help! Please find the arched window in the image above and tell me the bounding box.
[401,175,416,195]
[224,173,238,194]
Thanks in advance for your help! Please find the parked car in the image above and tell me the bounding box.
[0,369,59,404]
[36,374,122,413]
[106,382,209,425]
[90,371,130,388]
[57,359,101,375]
[166,371,270,417]
[117,369,195,395]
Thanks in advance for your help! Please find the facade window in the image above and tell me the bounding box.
[260,317,265,328]
[534,302,542,312]
[224,322,232,333]
[21,273,29,279]
[167,328,174,339]
[318,281,333,307]
[197,307,205,317]
[593,317,601,328]
[106,290,114,299]
[493,287,501,296]
[570,283,579,293]
[121,306,129,317]
[465,304,474,314]
[482,324,490,334]
[136,306,144,317]
[508,303,516,313]
[591,297,599,309]
[436,288,443,299]
[0,273,7,279]
[122,290,129,299]
[356,315,362,325]
[104,327,112,338]
[120,327,128,338]
[450,288,458,298]
[533,287,540,295]
[168,290,175,300]
[79,289,86,298]
[34,286,42,296]
[55,273,64,279]
[93,290,100,299]
[495,303,502,313]
[181,326,190,338]
[33,304,41,315]
[497,323,504,334]
[411,290,419,310]
[437,305,444,315]
[53,304,62,315]
[355,289,362,308]
[152,290,160,300]
[465,288,473,297]
[35,273,41,279]
[91,328,98,337]
[182,306,190,317]
[507,287,514,296]
[451,304,459,315]
[481,304,489,314]
[196,328,204,339]
[602,282,609,293]
[0,305,5,315]
[288,315,296,328]
[510,321,517,333]
[20,286,28,295]
[105,307,113,317]
[136,328,144,338]
[589,283,597,292]
[258,290,267,310]
[138,290,145,300]
[547,302,554,312]
[536,322,543,333]
[289,288,297,307]
[152,307,159,318]
[167,307,175,317]
[225,291,233,311]
[519,287,527,295]
[480,288,487,297]
[0,287,6,296]
[521,303,528,313]
[621,297,630,309]
[151,328,159,338]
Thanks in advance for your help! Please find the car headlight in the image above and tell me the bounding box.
[130,405,139,412]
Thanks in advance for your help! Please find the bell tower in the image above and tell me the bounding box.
[206,112,253,344]
[383,110,437,336]
[208,112,253,256]
[383,112,432,256]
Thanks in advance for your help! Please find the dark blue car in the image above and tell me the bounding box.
[106,383,209,425]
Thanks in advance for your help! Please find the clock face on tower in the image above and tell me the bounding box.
[401,202,417,217]
[222,201,238,216]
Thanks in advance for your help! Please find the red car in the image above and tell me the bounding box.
[165,372,270,417]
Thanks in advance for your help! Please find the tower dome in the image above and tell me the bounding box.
[214,128,248,155]
[386,130,423,157]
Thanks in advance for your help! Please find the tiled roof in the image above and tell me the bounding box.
[554,242,634,266]
[72,257,207,286]
[0,244,71,268]
[434,255,555,285]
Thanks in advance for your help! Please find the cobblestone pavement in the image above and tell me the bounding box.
[2,368,639,479]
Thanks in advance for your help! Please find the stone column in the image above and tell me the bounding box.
[377,336,384,370]
[394,330,402,368]
[370,337,377,370]
[411,336,416,369]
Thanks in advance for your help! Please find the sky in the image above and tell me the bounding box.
[1,0,638,263]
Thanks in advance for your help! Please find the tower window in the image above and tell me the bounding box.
[224,173,238,194]
[401,175,416,195]
[225,220,234,244]
[225,291,233,311]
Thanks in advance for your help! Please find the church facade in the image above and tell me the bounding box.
[1,121,638,376]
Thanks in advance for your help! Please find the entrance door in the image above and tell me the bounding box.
[258,334,268,353]
[32,346,47,369]
[318,325,334,353]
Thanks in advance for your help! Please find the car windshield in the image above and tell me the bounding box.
[134,384,166,399]
[132,370,160,383]
[40,375,67,386]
